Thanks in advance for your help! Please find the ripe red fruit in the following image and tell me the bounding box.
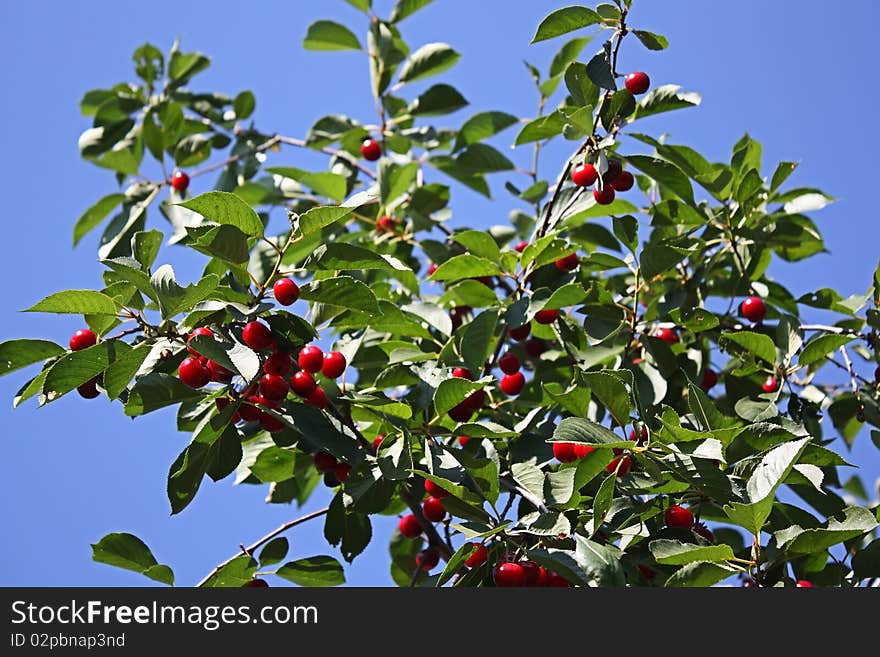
[186,327,214,356]
[179,357,210,388]
[259,373,289,401]
[264,351,292,376]
[555,253,579,272]
[334,463,351,484]
[593,185,616,205]
[653,327,679,345]
[372,434,387,452]
[298,345,324,374]
[629,427,649,446]
[498,352,521,375]
[215,397,241,423]
[514,240,529,253]
[571,163,598,188]
[604,159,622,183]
[273,278,300,306]
[693,522,714,543]
[534,308,559,325]
[239,397,263,422]
[170,170,190,191]
[360,138,382,161]
[259,411,285,433]
[69,328,97,351]
[519,560,542,586]
[306,386,328,409]
[427,263,438,276]
[77,377,100,399]
[242,321,273,351]
[796,580,814,588]
[875,366,880,383]
[449,306,471,331]
[762,376,779,393]
[425,479,450,499]
[547,572,571,587]
[624,71,650,95]
[314,451,338,473]
[500,372,526,395]
[458,436,471,447]
[290,371,318,397]
[740,296,767,323]
[452,366,474,380]
[321,351,347,379]
[448,402,473,423]
[700,369,718,391]
[664,505,695,529]
[611,170,634,192]
[553,442,578,463]
[243,578,269,588]
[573,443,594,459]
[535,567,550,586]
[398,513,422,538]
[524,338,547,359]
[422,496,446,522]
[207,360,233,383]
[376,215,398,233]
[416,548,440,571]
[464,543,488,568]
[493,562,526,587]
[508,323,531,341]
[606,455,632,475]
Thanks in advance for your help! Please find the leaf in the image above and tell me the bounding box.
[454,230,501,261]
[454,111,519,150]
[325,494,372,563]
[649,540,735,565]
[429,254,500,281]
[297,205,356,236]
[549,37,592,78]
[639,245,693,279]
[399,43,460,84]
[258,537,289,567]
[437,541,482,587]
[515,112,566,145]
[581,371,633,427]
[73,193,126,246]
[299,276,381,316]
[531,6,601,43]
[409,84,468,116]
[631,85,701,121]
[132,229,163,269]
[585,43,616,90]
[626,155,695,204]
[665,561,738,587]
[41,340,124,400]
[305,243,407,271]
[177,191,264,237]
[185,224,250,264]
[632,30,669,50]
[91,532,174,585]
[433,378,488,418]
[390,0,434,22]
[552,417,629,447]
[201,555,258,587]
[456,144,514,174]
[233,90,256,119]
[150,265,219,319]
[853,540,880,580]
[799,334,855,367]
[266,166,348,203]
[303,20,362,51]
[783,192,833,214]
[250,446,296,483]
[775,506,878,555]
[721,330,777,366]
[0,340,65,377]
[24,290,121,315]
[461,309,498,375]
[276,556,346,587]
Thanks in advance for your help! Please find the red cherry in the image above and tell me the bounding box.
[452,367,474,380]
[314,451,338,473]
[170,170,190,191]
[606,455,632,475]
[493,562,526,587]
[449,306,472,331]
[239,397,263,422]
[425,479,451,499]
[547,572,571,587]
[508,323,531,341]
[186,327,214,356]
[376,215,398,233]
[398,513,422,539]
[360,138,382,161]
[624,71,650,95]
[762,376,779,393]
[306,386,328,409]
[77,377,101,399]
[372,434,387,452]
[69,328,97,351]
[611,170,634,192]
[259,373,289,401]
[555,253,579,272]
[207,360,233,383]
[524,338,548,359]
[573,443,594,459]
[534,567,550,587]
[519,560,542,586]
[514,240,529,253]
[298,345,324,373]
[500,372,526,395]
[242,321,273,351]
[458,436,471,447]
[593,185,616,205]
[637,564,657,581]
[664,505,695,529]
[264,351,292,376]
[427,263,438,276]
[290,371,318,397]
[700,369,718,391]
[874,366,880,382]
[334,463,352,484]
[629,427,648,446]
[604,159,622,183]
[553,442,578,463]
[259,411,285,433]
[215,397,241,423]
[416,548,440,571]
[179,357,210,388]
[448,402,474,423]
[422,496,446,522]
[498,352,521,375]
[464,389,486,410]
[740,296,767,323]
[321,351,347,379]
[693,522,714,543]
[534,308,559,325]
[571,163,598,188]
[273,278,300,306]
[653,327,679,345]
[465,543,488,568]
[796,580,814,588]
[242,578,269,588]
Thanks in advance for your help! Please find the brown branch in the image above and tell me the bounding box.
[277,136,377,180]
[190,135,281,179]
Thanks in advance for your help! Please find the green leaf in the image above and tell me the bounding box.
[770,161,799,193]
[639,245,693,280]
[552,417,630,447]
[0,340,65,377]
[24,290,121,315]
[276,556,346,587]
[265,166,348,203]
[543,283,587,310]
[177,191,264,237]
[299,276,381,316]
[549,37,592,78]
[665,561,738,587]
[297,205,356,236]
[593,473,616,524]
[531,6,601,43]
[409,84,468,116]
[125,372,203,417]
[150,265,219,319]
[345,0,371,12]
[201,555,258,587]
[720,330,777,366]
[799,334,855,367]
[853,540,880,580]
[453,230,501,261]
[91,532,174,585]
[515,112,566,146]
[631,85,701,121]
[585,43,616,90]
[626,155,695,204]
[42,340,126,400]
[461,309,498,375]
[132,229,163,269]
[581,371,633,427]
[303,20,362,51]
[305,243,407,272]
[429,254,500,281]
[102,342,152,399]
[185,224,250,264]
[73,193,126,246]
[649,540,735,565]
[399,42,460,84]
[632,30,669,50]
[433,378,488,418]
[325,494,372,563]
[437,541,482,587]
[775,506,878,555]
[390,0,434,22]
[454,111,519,150]
[258,537,289,567]
[233,90,256,119]
[456,144,514,174]
[251,446,296,483]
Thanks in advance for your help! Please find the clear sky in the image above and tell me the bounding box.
[1,0,878,587]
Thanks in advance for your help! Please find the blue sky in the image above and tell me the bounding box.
[1,0,878,586]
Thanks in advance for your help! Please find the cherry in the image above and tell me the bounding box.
[534,308,559,325]
[547,572,571,587]
[571,163,598,188]
[653,327,679,345]
[520,560,542,586]
[464,543,488,568]
[555,253,579,272]
[795,580,814,588]
[360,138,382,161]
[422,496,446,522]
[604,159,622,183]
[593,185,615,205]
[606,455,632,475]
[298,345,324,373]
[170,170,190,192]
[273,278,300,306]
[629,427,648,446]
[740,296,767,323]
[535,567,550,586]
[425,479,451,499]
[416,548,440,571]
[376,215,399,233]
[624,71,650,95]
[762,375,779,393]
[77,377,101,399]
[314,451,338,473]
[427,263,438,276]
[207,360,233,383]
[493,562,526,587]
[239,397,263,422]
[334,463,351,484]
[448,402,474,423]
[553,442,578,463]
[498,352,521,375]
[69,328,97,351]
[306,386,328,409]
[693,522,714,543]
[500,372,526,395]
[449,306,471,331]
[242,321,273,351]
[186,327,214,356]
[259,373,289,401]
[514,240,529,253]
[508,323,531,341]
[259,410,285,433]
[264,351,292,376]
[524,338,548,359]
[242,578,269,588]
[321,351,347,379]
[875,366,880,383]
[664,505,695,529]
[637,564,657,581]
[611,170,634,192]
[452,367,474,380]
[179,357,210,388]
[290,371,318,397]
[372,434,387,452]
[700,369,718,391]
[458,436,471,447]
[574,443,594,459]
[398,513,423,539]
[215,397,241,423]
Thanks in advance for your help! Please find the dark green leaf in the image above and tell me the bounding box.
[276,556,345,587]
